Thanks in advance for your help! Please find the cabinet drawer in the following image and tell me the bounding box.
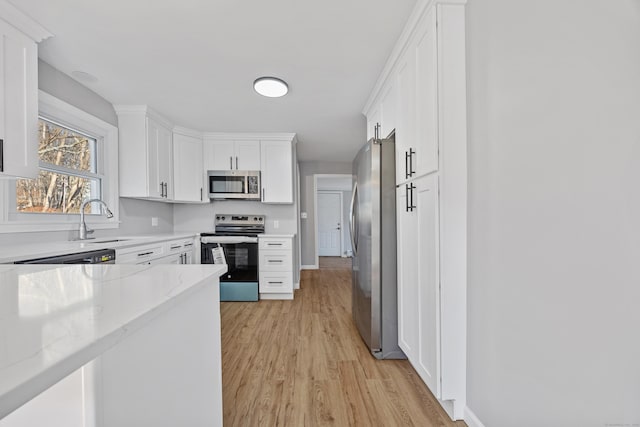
[259,272,293,293]
[259,251,292,272]
[116,244,164,264]
[259,238,292,250]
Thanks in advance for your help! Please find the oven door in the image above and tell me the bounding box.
[201,239,258,283]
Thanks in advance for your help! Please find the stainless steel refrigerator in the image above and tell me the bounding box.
[349,132,405,359]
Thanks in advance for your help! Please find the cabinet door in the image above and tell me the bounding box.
[146,118,163,198]
[396,184,419,361]
[173,133,204,202]
[0,20,38,179]
[235,140,260,170]
[157,125,173,199]
[379,82,397,140]
[260,140,292,203]
[366,106,381,141]
[416,174,441,397]
[205,140,235,171]
[414,9,439,177]
[396,39,417,185]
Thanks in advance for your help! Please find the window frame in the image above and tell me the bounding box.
[0,91,120,233]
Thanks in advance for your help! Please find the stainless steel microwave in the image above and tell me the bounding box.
[207,170,261,200]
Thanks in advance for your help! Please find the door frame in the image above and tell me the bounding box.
[312,174,352,269]
[316,190,344,258]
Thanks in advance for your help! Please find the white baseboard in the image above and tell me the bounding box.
[301,264,318,270]
[464,406,486,427]
[294,282,300,290]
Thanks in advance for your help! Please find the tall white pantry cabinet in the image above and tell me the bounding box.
[363,0,467,420]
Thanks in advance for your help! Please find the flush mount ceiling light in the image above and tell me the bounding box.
[253,77,288,98]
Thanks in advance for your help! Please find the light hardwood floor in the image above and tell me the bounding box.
[220,262,466,426]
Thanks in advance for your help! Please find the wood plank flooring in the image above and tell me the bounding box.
[220,262,466,426]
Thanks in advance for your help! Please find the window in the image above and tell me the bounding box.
[15,119,102,214]
[0,91,119,233]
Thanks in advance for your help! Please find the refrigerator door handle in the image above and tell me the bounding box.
[349,182,358,255]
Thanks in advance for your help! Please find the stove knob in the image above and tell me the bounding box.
[216,216,220,220]
[222,216,226,220]
[253,217,257,221]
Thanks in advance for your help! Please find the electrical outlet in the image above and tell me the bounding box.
[273,220,279,229]
[151,217,158,227]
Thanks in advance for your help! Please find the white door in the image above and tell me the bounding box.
[416,174,441,397]
[260,140,292,203]
[396,184,419,361]
[173,133,204,202]
[235,140,260,170]
[317,192,342,256]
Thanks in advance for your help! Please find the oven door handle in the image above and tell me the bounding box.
[200,236,259,244]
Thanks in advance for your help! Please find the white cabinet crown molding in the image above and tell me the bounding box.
[113,104,174,129]
[203,132,296,142]
[0,0,52,42]
[362,0,467,116]
[173,126,203,139]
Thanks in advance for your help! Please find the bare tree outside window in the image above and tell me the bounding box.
[16,119,101,214]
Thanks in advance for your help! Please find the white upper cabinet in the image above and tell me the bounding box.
[115,106,174,200]
[414,8,439,178]
[396,40,417,184]
[235,140,260,170]
[204,139,260,171]
[0,9,51,179]
[173,129,204,203]
[260,140,293,204]
[379,81,398,140]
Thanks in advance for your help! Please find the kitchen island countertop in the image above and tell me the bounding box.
[0,263,227,421]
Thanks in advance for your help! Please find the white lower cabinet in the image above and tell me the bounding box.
[396,174,441,396]
[258,236,293,299]
[116,237,196,265]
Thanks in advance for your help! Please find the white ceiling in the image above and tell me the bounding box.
[11,0,417,162]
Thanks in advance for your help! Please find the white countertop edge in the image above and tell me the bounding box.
[0,232,201,264]
[0,264,227,419]
[258,234,295,238]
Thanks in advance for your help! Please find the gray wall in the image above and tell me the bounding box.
[466,1,640,426]
[0,61,174,245]
[299,161,352,266]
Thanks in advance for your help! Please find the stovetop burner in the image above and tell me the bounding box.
[201,214,265,237]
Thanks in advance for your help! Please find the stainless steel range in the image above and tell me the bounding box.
[200,214,264,301]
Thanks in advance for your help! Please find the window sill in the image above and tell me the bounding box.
[0,221,121,234]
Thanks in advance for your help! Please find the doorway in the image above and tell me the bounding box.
[314,174,353,268]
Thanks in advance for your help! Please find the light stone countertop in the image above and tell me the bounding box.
[0,263,227,419]
[0,232,201,264]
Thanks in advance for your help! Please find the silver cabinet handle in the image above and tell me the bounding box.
[235,156,238,170]
[164,182,168,198]
[0,139,3,172]
[230,156,233,170]
[160,182,164,197]
[137,252,154,257]
[170,245,181,250]
[262,188,265,201]
[269,259,283,263]
[200,187,203,201]
[269,281,283,284]
[267,243,282,246]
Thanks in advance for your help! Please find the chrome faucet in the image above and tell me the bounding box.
[79,199,114,240]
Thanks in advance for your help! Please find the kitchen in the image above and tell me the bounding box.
[1,1,640,427]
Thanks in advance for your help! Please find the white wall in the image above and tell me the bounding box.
[466,1,640,426]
